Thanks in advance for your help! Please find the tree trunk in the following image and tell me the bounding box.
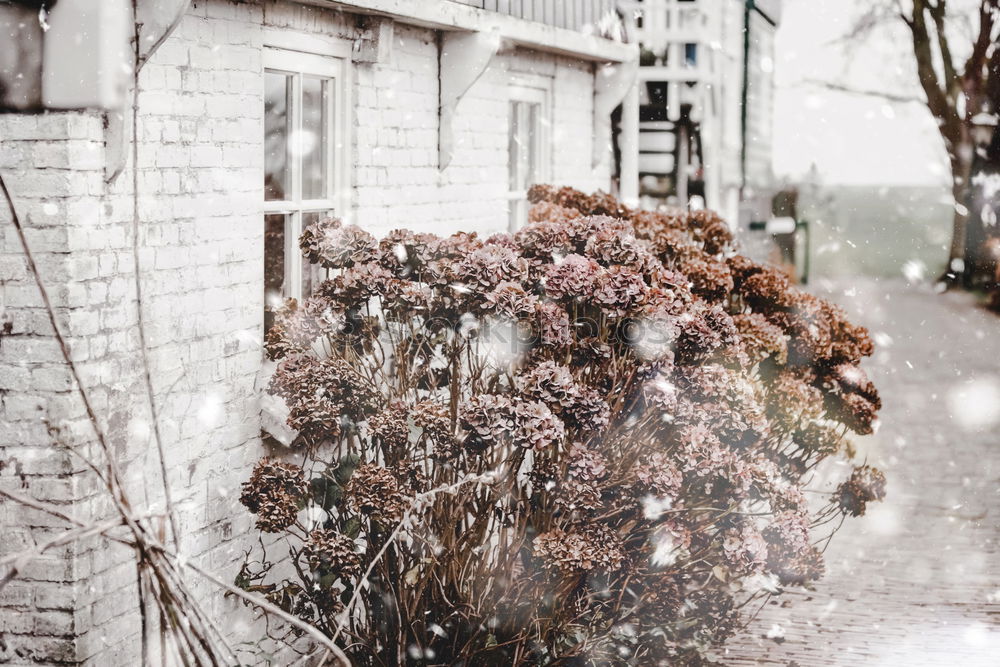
[944,141,975,285]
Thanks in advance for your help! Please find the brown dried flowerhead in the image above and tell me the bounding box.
[543,253,599,301]
[240,458,309,533]
[368,407,410,451]
[591,265,648,316]
[301,529,362,578]
[534,524,625,574]
[762,510,825,585]
[300,217,378,269]
[734,312,788,365]
[836,465,887,517]
[345,463,409,524]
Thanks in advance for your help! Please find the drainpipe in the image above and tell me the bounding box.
[740,0,752,200]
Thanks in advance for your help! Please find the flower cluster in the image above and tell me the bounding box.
[301,529,362,577]
[836,465,887,516]
[239,458,308,533]
[239,187,885,666]
[533,525,626,573]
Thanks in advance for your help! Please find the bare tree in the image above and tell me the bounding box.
[837,0,1000,284]
[903,1,1000,282]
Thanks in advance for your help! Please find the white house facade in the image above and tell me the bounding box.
[620,0,781,224]
[0,1,636,663]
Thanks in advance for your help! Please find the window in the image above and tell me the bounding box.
[684,43,698,67]
[507,84,550,231]
[263,42,349,331]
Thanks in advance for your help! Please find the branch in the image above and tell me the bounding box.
[331,472,498,646]
[928,0,959,93]
[908,0,962,141]
[0,518,134,592]
[828,3,899,45]
[131,9,181,551]
[175,555,351,667]
[963,0,999,95]
[799,78,926,104]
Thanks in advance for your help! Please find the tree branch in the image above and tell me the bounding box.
[800,78,926,104]
[928,0,959,93]
[962,0,1000,80]
[909,0,962,143]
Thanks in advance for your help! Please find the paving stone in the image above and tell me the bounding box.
[723,278,1000,666]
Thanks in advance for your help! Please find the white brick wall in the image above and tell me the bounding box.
[0,0,614,663]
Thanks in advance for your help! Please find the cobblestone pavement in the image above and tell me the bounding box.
[721,278,1000,666]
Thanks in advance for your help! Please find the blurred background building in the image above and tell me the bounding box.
[619,0,782,225]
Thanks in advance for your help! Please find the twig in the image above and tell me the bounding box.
[131,0,181,551]
[796,78,925,105]
[1,171,233,665]
[171,554,351,667]
[331,472,496,646]
[0,171,134,523]
[0,517,130,591]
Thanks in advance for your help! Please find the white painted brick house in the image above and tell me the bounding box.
[0,1,636,663]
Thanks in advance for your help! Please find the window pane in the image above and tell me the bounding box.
[684,43,698,67]
[264,213,290,332]
[301,212,329,297]
[526,102,538,187]
[301,77,330,200]
[509,198,526,233]
[508,101,520,192]
[265,72,291,201]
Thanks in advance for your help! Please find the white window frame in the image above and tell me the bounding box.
[506,78,552,231]
[263,30,352,307]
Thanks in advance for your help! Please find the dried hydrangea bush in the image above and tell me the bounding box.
[237,185,885,665]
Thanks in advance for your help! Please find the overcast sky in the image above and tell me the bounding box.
[772,0,952,188]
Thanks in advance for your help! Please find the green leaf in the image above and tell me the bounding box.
[333,454,361,486]
[318,573,338,590]
[343,516,362,539]
[310,476,342,511]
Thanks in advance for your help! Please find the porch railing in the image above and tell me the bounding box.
[447,0,619,32]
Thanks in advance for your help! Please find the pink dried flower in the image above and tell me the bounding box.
[567,442,609,482]
[518,361,577,408]
[368,407,409,451]
[534,524,625,573]
[484,281,538,319]
[513,399,565,450]
[675,423,735,479]
[561,386,611,433]
[456,245,529,292]
[544,254,600,301]
[321,263,394,309]
[734,312,788,365]
[300,217,378,269]
[535,301,572,349]
[721,519,768,575]
[412,400,458,459]
[515,220,573,257]
[460,394,515,450]
[635,452,683,498]
[591,265,648,316]
[584,226,656,270]
[763,510,825,584]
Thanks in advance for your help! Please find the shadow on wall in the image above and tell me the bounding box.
[796,184,953,281]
